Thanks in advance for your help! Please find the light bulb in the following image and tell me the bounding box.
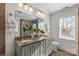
[37,11,41,15]
[40,12,45,17]
[18,3,23,7]
[42,13,45,17]
[24,4,28,10]
[40,12,43,16]
[29,6,33,12]
[43,14,45,17]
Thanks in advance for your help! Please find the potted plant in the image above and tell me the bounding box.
[23,23,45,38]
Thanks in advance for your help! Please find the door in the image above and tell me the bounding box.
[0,3,5,56]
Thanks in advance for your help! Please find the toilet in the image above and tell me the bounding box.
[52,41,60,52]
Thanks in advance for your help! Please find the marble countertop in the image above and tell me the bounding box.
[15,37,48,47]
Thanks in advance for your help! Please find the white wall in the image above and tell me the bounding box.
[5,3,50,56]
[50,4,79,55]
[5,4,16,56]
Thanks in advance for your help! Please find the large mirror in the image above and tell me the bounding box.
[15,10,45,36]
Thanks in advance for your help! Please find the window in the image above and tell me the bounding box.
[38,22,45,31]
[59,16,75,40]
[38,22,47,32]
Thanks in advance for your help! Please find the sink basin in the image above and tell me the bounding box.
[21,40,33,43]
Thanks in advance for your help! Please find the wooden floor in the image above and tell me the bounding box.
[49,49,76,56]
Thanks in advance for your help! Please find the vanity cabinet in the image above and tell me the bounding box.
[15,39,46,56]
[40,40,46,56]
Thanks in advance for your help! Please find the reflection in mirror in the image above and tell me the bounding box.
[15,10,45,36]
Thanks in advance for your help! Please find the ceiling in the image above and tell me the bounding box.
[31,3,77,14]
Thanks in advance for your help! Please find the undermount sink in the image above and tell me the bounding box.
[21,40,33,43]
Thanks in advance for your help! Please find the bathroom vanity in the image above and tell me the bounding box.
[15,37,47,56]
[15,9,49,56]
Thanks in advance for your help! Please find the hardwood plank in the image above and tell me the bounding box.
[49,49,76,56]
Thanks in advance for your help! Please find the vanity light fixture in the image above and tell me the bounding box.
[18,3,33,12]
[18,3,45,17]
[18,3,23,7]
